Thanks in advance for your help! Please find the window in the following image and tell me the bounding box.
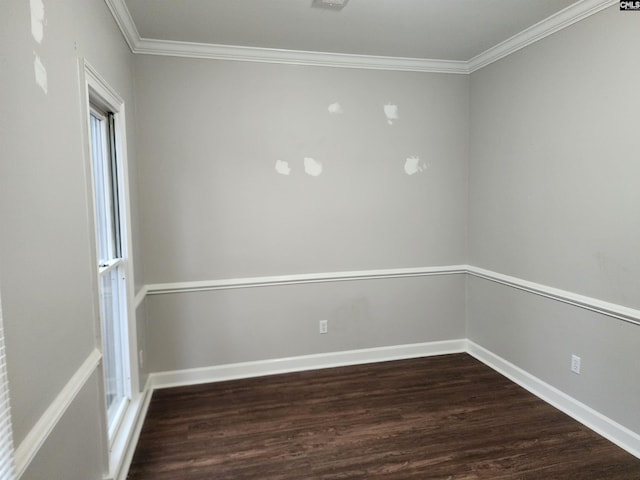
[89,106,130,437]
[83,60,141,477]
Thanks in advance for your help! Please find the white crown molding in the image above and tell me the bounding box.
[467,0,617,73]
[134,38,470,74]
[14,349,102,478]
[145,265,468,295]
[103,0,141,51]
[468,341,640,459]
[105,0,615,74]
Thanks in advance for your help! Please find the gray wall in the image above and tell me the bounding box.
[20,372,105,480]
[468,277,640,433]
[147,276,466,372]
[2,1,638,478]
[469,6,640,309]
[0,0,142,478]
[135,57,469,282]
[134,57,470,371]
[136,299,150,390]
[468,5,640,433]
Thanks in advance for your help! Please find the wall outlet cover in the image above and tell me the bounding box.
[571,354,581,374]
[319,320,328,334]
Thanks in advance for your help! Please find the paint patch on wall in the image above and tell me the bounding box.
[328,102,344,115]
[33,53,48,94]
[275,159,291,176]
[404,156,429,175]
[384,104,399,125]
[304,157,323,177]
[30,0,46,44]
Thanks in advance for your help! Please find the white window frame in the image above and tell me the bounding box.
[80,60,140,478]
[90,104,129,438]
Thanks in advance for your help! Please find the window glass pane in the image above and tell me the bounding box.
[107,114,122,259]
[90,112,116,264]
[100,268,126,419]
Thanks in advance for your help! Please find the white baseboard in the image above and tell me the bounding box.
[467,340,640,459]
[114,338,639,480]
[149,339,467,390]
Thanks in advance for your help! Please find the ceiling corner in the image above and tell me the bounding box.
[468,0,618,73]
[104,0,141,52]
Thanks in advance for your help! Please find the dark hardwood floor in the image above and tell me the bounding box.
[127,354,640,479]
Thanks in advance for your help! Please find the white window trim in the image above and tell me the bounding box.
[79,59,141,479]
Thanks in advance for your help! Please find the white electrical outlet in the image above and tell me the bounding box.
[319,319,328,334]
[571,354,581,374]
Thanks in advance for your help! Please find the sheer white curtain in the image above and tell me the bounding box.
[0,294,16,479]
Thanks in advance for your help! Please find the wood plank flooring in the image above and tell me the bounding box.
[127,354,640,479]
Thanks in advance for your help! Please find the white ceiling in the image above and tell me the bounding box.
[123,0,578,62]
[108,0,615,72]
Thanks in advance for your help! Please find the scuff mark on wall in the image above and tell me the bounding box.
[404,156,428,175]
[304,157,323,177]
[328,102,344,115]
[30,0,46,44]
[275,159,291,176]
[384,104,398,125]
[33,53,48,94]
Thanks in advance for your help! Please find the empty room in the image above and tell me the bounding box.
[0,0,639,479]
